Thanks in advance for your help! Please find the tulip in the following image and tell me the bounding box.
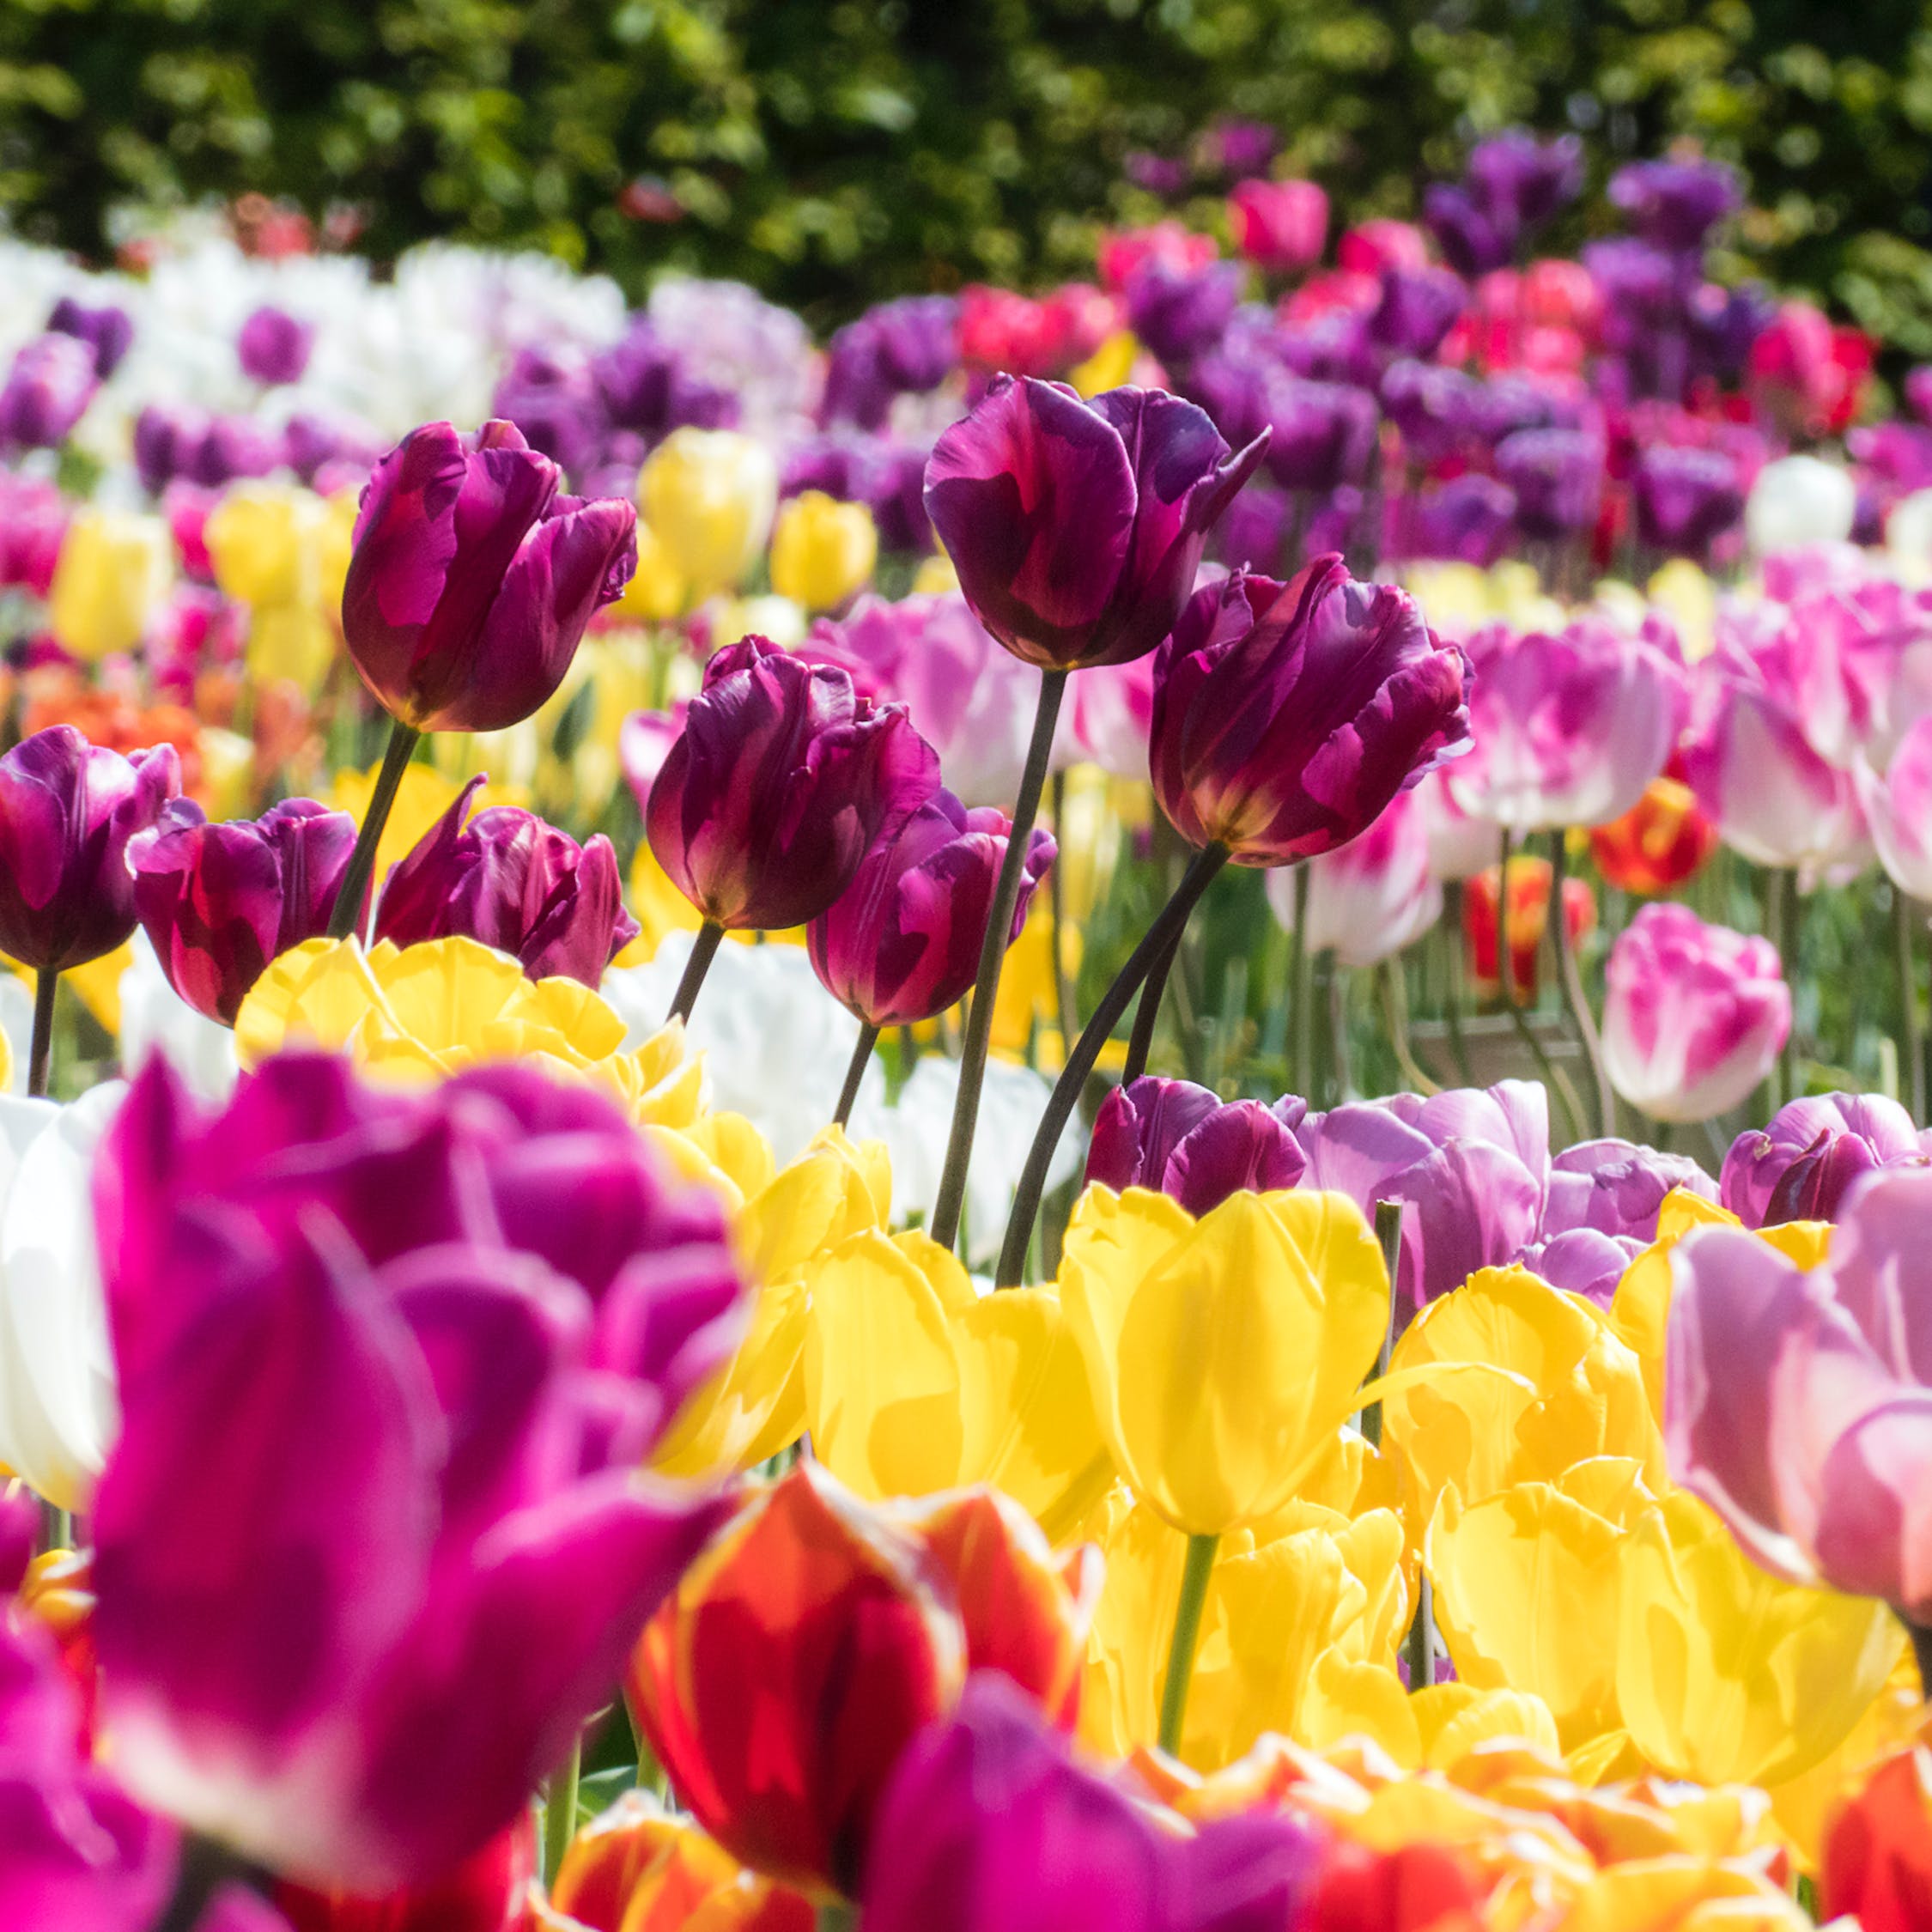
[1822,1747,1932,1932]
[1449,619,1682,833]
[1461,855,1595,1005]
[1260,379,1378,497]
[1495,428,1603,543]
[1303,1841,1485,1932]
[273,1818,534,1929]
[1229,179,1328,276]
[1720,1091,1932,1228]
[768,492,878,612]
[1404,475,1516,567]
[46,507,175,662]
[1609,156,1741,249]
[807,787,1052,1112]
[1632,447,1744,560]
[1589,774,1717,895]
[0,332,98,450]
[129,798,358,1025]
[1856,710,1932,902]
[1084,1077,1306,1216]
[1744,454,1857,556]
[237,304,315,387]
[1150,558,1471,867]
[1123,258,1242,367]
[90,1054,745,1890]
[1264,789,1441,971]
[373,777,637,988]
[1600,904,1789,1123]
[46,295,134,378]
[627,1461,966,1898]
[924,376,1267,674]
[638,428,779,607]
[1527,1133,1719,1306]
[647,638,939,1016]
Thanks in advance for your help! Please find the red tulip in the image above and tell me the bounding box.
[276,1819,536,1931]
[1822,1747,1932,1931]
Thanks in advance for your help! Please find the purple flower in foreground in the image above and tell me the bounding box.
[1085,1076,1308,1216]
[1721,1093,1932,1229]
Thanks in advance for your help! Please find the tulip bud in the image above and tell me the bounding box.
[1151,559,1470,867]
[647,638,939,933]
[638,428,780,607]
[924,376,1267,671]
[130,797,359,1024]
[237,304,316,387]
[627,1460,967,1897]
[342,420,638,733]
[0,332,99,450]
[1601,904,1789,1123]
[769,493,878,613]
[47,508,176,662]
[0,725,181,973]
[1085,1076,1306,1217]
[374,777,637,987]
[47,296,135,380]
[806,788,1052,1027]
[1719,1092,1932,1229]
[1589,775,1716,895]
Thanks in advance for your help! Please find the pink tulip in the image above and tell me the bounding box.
[1600,903,1790,1123]
[1413,769,1500,882]
[1263,788,1441,967]
[1667,1167,1932,1623]
[1856,712,1932,902]
[1228,179,1328,277]
[1447,617,1684,833]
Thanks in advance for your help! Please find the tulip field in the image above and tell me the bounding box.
[14,106,1932,1932]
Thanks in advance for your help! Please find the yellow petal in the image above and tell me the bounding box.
[234,936,392,1066]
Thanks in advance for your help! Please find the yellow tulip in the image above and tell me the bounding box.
[1410,1684,1561,1771]
[326,762,525,891]
[637,428,778,606]
[1647,557,1720,663]
[1615,1491,1903,1788]
[1382,1264,1662,1545]
[1059,1186,1390,1537]
[653,1129,892,1476]
[63,939,133,1036]
[615,518,689,622]
[204,482,325,608]
[768,492,878,612]
[707,592,807,653]
[911,553,959,596]
[1070,331,1140,398]
[1559,1856,1810,1932]
[46,508,173,660]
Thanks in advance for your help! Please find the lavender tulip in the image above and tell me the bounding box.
[1406,474,1517,565]
[592,318,738,442]
[1261,378,1379,495]
[1466,130,1583,235]
[90,1054,744,1891]
[1085,1076,1307,1215]
[806,787,1053,1029]
[340,419,638,734]
[1609,157,1742,252]
[489,346,604,479]
[130,798,359,1024]
[0,335,98,451]
[1366,267,1467,361]
[823,296,958,429]
[1149,556,1471,866]
[1496,428,1604,541]
[1633,446,1745,558]
[236,305,315,387]
[1123,258,1242,366]
[1546,1136,1718,1240]
[1721,1093,1932,1229]
[374,777,639,986]
[46,295,134,379]
[923,377,1267,671]
[647,636,940,932]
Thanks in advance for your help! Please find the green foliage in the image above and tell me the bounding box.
[3,0,1932,331]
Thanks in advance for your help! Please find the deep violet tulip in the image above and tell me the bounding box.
[374,776,638,987]
[129,797,359,1024]
[340,419,638,733]
[1085,1076,1307,1216]
[923,377,1267,671]
[46,296,134,379]
[807,787,1054,1028]
[236,305,315,387]
[0,335,99,451]
[1148,556,1471,866]
[88,1054,745,1892]
[646,636,940,931]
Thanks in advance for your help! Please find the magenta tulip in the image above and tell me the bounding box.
[89,1054,744,1891]
[340,420,638,733]
[374,776,637,986]
[1721,1093,1932,1229]
[0,725,181,973]
[806,787,1053,1029]
[0,334,99,451]
[923,377,1267,671]
[1228,179,1329,276]
[130,799,359,1024]
[1600,904,1790,1123]
[1149,556,1471,866]
[236,305,315,387]
[647,636,939,932]
[1085,1076,1307,1215]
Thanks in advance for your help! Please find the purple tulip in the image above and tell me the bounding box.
[1297,1081,1548,1323]
[90,1053,744,1891]
[1466,130,1584,236]
[1380,360,1489,461]
[1123,259,1243,366]
[923,377,1267,671]
[1216,483,1291,574]
[1495,427,1604,541]
[1423,182,1511,280]
[0,334,99,451]
[1085,1076,1307,1215]
[647,636,940,931]
[341,419,638,733]
[861,1674,1320,1932]
[1545,1136,1718,1242]
[822,297,959,429]
[489,346,604,479]
[374,776,639,986]
[1632,446,1744,558]
[806,787,1053,1029]
[1720,1093,1932,1229]
[1405,475,1517,565]
[0,726,181,973]
[592,319,738,441]
[178,415,284,490]
[46,295,134,378]
[1524,1228,1643,1307]
[1149,556,1472,866]
[1608,157,1742,252]
[130,798,359,1025]
[236,305,315,387]
[1366,267,1467,361]
[1261,377,1378,495]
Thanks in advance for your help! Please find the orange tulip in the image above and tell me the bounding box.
[1589,775,1716,895]
[1461,856,1595,1003]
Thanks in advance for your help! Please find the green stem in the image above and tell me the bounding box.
[931,671,1067,1255]
[1759,866,1785,1114]
[666,919,726,1025]
[1899,893,1926,1126]
[1362,1198,1404,1447]
[1158,1532,1220,1756]
[1290,863,1312,1097]
[1121,924,1182,1085]
[325,716,421,940]
[27,966,57,1099]
[1048,770,1078,1057]
[833,1022,880,1129]
[1380,959,1439,1096]
[153,1837,271,1932]
[1548,831,1613,1137]
[1405,1571,1436,1694]
[1440,879,1474,1085]
[543,1733,581,1886]
[995,841,1229,1286]
[1781,869,1804,1105]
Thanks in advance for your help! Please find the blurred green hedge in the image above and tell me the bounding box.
[4,0,1932,333]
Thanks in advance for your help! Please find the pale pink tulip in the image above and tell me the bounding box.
[1855,711,1932,902]
[1264,789,1441,966]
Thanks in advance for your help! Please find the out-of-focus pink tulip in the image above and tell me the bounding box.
[1263,787,1442,966]
[1600,903,1790,1123]
[1856,712,1932,902]
[1228,179,1328,277]
[1668,1167,1932,1624]
[1414,769,1499,882]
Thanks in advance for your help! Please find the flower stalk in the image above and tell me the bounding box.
[325,716,420,941]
